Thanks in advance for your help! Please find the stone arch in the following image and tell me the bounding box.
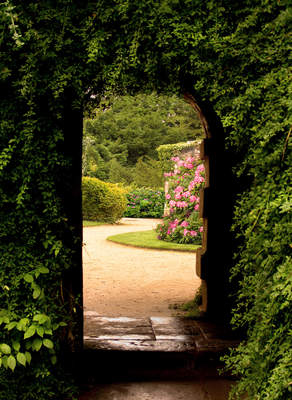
[183,92,234,321]
[65,88,235,351]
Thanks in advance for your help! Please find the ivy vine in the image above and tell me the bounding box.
[0,1,291,399]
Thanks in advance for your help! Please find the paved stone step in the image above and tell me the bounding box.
[80,312,240,382]
[79,379,236,400]
[84,312,240,354]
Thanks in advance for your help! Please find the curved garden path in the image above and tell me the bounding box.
[83,218,201,317]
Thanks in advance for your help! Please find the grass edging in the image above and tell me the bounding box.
[83,220,107,227]
[107,229,200,252]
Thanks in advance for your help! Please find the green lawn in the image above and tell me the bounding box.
[83,220,106,227]
[107,229,200,252]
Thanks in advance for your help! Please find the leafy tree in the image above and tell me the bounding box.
[132,156,163,189]
[83,93,203,174]
[107,158,133,185]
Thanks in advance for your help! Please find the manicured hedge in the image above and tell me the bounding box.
[82,177,127,223]
[157,141,201,173]
[124,188,164,218]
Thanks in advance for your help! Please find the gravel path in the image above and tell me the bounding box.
[83,218,201,317]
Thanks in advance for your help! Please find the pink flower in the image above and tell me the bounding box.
[199,226,203,232]
[186,157,195,163]
[169,200,176,208]
[174,186,184,193]
[171,156,180,162]
[189,195,196,203]
[165,193,171,199]
[190,231,197,237]
[174,193,182,200]
[184,163,193,169]
[177,160,184,167]
[196,164,205,173]
[194,204,199,210]
[188,181,195,191]
[182,191,190,198]
[169,219,178,228]
[167,229,171,235]
[183,229,189,236]
[180,221,189,227]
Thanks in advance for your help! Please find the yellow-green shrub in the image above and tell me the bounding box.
[82,177,127,223]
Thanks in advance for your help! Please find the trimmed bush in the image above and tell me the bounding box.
[124,188,164,218]
[82,177,127,223]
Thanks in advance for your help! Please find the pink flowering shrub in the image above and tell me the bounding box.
[156,156,204,244]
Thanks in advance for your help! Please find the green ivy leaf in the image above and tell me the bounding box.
[23,273,34,283]
[7,355,16,371]
[16,352,26,366]
[24,325,36,339]
[6,321,17,331]
[51,355,57,365]
[32,338,42,351]
[25,352,31,364]
[0,343,11,354]
[43,339,54,349]
[2,356,8,369]
[39,267,49,274]
[16,318,29,331]
[32,286,41,299]
[36,326,45,337]
[12,341,20,352]
[33,314,48,324]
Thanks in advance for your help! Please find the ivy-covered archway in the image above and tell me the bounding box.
[0,2,290,399]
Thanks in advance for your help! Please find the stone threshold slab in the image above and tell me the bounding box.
[84,338,197,353]
[84,313,240,354]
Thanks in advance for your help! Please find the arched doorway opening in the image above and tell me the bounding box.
[80,90,234,351]
[81,93,204,319]
[77,91,238,386]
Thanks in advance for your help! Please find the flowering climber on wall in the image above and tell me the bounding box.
[156,156,204,244]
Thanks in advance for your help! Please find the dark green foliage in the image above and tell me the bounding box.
[82,177,127,223]
[107,156,164,189]
[0,1,291,399]
[83,93,202,170]
[124,188,164,218]
[82,93,202,186]
[107,158,134,186]
[0,365,78,400]
[131,157,164,189]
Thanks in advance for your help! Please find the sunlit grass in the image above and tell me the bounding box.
[83,220,106,227]
[107,229,200,252]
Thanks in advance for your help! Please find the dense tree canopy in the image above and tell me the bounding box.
[0,1,291,399]
[82,93,202,183]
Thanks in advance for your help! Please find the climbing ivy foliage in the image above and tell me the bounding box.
[0,1,291,399]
